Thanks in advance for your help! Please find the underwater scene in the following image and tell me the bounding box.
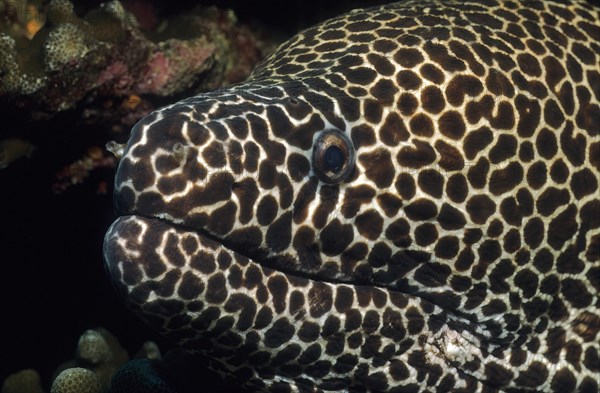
[1,0,599,392]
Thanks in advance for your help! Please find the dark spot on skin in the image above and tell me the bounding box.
[373,38,399,52]
[363,100,383,124]
[423,42,465,72]
[264,318,295,348]
[341,184,375,218]
[320,219,354,256]
[397,140,436,168]
[535,128,558,159]
[367,242,391,268]
[343,67,378,85]
[266,212,292,252]
[409,113,434,137]
[571,168,598,200]
[465,94,494,125]
[370,78,398,104]
[436,236,459,260]
[449,40,485,76]
[463,126,493,160]
[572,42,596,65]
[415,222,438,247]
[394,47,424,68]
[356,210,384,240]
[420,63,445,84]
[536,188,570,217]
[395,173,415,201]
[156,175,187,196]
[258,161,276,190]
[359,148,395,188]
[397,93,418,116]
[406,307,425,334]
[177,271,204,300]
[486,69,515,98]
[418,169,444,198]
[466,195,496,225]
[489,162,524,195]
[446,174,468,204]
[385,219,411,248]
[517,53,541,76]
[550,159,569,184]
[438,111,466,139]
[379,112,410,146]
[544,99,565,129]
[233,179,259,225]
[438,203,467,230]
[202,141,227,168]
[467,157,489,189]
[287,153,310,182]
[558,82,575,116]
[435,140,464,171]
[489,134,517,164]
[396,70,422,90]
[313,185,339,229]
[267,105,294,138]
[404,198,437,221]
[526,161,547,190]
[543,56,566,93]
[257,195,278,226]
[515,94,541,138]
[367,53,395,75]
[208,201,237,235]
[352,124,377,148]
[334,286,354,313]
[421,86,445,114]
[548,204,578,250]
[205,274,227,304]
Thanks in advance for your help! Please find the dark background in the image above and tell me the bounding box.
[1,0,390,389]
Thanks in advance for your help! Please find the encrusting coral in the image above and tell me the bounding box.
[0,0,273,118]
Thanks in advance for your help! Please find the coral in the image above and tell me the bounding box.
[43,23,90,72]
[77,329,112,366]
[134,341,161,361]
[0,0,274,119]
[45,0,78,26]
[53,146,116,194]
[74,328,128,389]
[51,368,102,393]
[1,369,43,393]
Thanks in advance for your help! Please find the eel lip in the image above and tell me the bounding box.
[103,214,234,301]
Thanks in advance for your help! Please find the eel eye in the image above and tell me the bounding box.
[312,130,355,183]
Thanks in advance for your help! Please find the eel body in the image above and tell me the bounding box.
[103,1,600,392]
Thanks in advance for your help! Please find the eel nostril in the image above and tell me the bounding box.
[172,142,186,162]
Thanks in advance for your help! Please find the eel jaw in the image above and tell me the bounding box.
[103,215,491,391]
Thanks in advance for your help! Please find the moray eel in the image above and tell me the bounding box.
[103,1,600,392]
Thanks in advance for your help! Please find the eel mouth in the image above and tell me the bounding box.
[103,214,491,390]
[104,211,364,297]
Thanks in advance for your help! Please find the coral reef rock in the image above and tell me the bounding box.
[0,0,273,119]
